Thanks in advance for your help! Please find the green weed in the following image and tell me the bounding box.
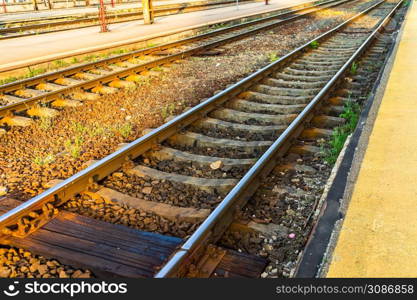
[340,101,360,132]
[88,125,106,137]
[151,66,163,72]
[0,76,18,85]
[211,23,227,30]
[26,67,46,78]
[53,60,69,68]
[116,123,133,138]
[64,135,84,159]
[146,42,159,48]
[111,49,127,55]
[268,53,280,62]
[85,54,98,62]
[39,117,52,130]
[72,122,88,135]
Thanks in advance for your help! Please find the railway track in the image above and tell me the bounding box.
[0,0,255,40]
[0,0,377,130]
[0,0,406,278]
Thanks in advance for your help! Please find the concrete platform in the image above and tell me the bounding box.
[0,0,310,72]
[327,0,417,277]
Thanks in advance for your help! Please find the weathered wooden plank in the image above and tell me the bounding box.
[0,198,182,278]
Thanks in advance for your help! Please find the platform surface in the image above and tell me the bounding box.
[327,1,417,277]
[0,0,310,71]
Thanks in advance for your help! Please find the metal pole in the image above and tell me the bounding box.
[236,0,238,10]
[2,0,6,13]
[111,0,114,7]
[99,0,109,32]
[142,0,154,24]
[265,0,268,5]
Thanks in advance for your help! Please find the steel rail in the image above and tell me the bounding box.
[0,0,255,35]
[0,0,346,118]
[0,0,369,233]
[155,0,404,277]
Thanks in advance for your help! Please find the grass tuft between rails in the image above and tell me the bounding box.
[323,100,360,165]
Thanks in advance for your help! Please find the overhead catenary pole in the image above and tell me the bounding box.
[142,0,154,24]
[98,0,109,32]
